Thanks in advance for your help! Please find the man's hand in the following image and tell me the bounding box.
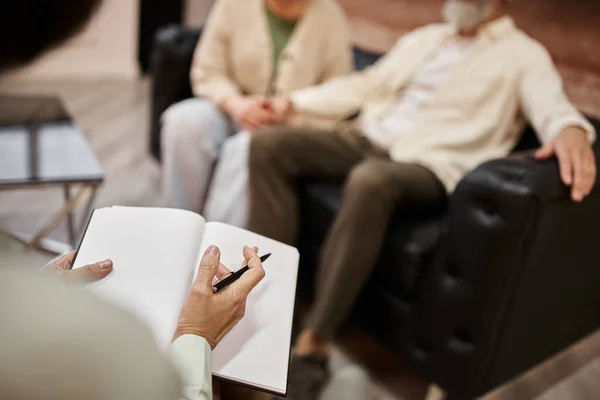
[535,126,596,202]
[173,245,266,349]
[222,95,278,131]
[45,251,113,283]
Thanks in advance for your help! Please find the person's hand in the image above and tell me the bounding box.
[269,97,293,122]
[173,245,266,349]
[535,126,596,202]
[223,95,278,131]
[45,250,113,283]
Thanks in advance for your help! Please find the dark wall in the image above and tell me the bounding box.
[138,0,184,73]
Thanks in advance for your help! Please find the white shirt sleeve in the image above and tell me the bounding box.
[170,335,213,400]
[518,44,596,144]
[545,115,596,144]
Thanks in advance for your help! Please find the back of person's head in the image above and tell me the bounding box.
[0,0,101,71]
[0,269,181,400]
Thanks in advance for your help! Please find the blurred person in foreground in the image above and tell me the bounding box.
[0,246,265,400]
[161,0,352,225]
[249,0,597,398]
[0,1,265,399]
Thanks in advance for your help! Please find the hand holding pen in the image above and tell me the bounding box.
[173,245,266,348]
[213,253,271,293]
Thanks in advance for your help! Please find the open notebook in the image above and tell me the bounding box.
[73,206,299,396]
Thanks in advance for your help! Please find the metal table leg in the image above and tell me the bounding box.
[30,185,91,249]
[2,183,101,254]
[64,184,76,248]
[75,184,99,247]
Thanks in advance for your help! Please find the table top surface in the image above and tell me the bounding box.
[0,95,104,188]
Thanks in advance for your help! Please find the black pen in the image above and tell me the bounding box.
[212,253,271,293]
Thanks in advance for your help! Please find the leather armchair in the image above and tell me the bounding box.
[149,25,600,399]
[299,134,600,399]
[149,25,201,160]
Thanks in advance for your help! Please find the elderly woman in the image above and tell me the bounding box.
[161,0,352,219]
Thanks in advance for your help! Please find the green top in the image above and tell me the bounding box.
[265,6,298,73]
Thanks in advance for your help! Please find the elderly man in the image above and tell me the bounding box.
[249,0,597,398]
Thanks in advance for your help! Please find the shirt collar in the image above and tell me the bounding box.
[446,15,517,42]
[480,16,517,41]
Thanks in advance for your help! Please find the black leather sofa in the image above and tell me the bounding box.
[149,25,600,399]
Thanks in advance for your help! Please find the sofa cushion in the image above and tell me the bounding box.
[300,181,446,299]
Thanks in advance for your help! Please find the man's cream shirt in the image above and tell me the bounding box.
[291,16,596,192]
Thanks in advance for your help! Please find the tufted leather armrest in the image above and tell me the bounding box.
[413,138,600,397]
[480,116,600,202]
[470,150,599,204]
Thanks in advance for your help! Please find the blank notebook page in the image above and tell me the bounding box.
[198,222,299,395]
[73,207,205,348]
